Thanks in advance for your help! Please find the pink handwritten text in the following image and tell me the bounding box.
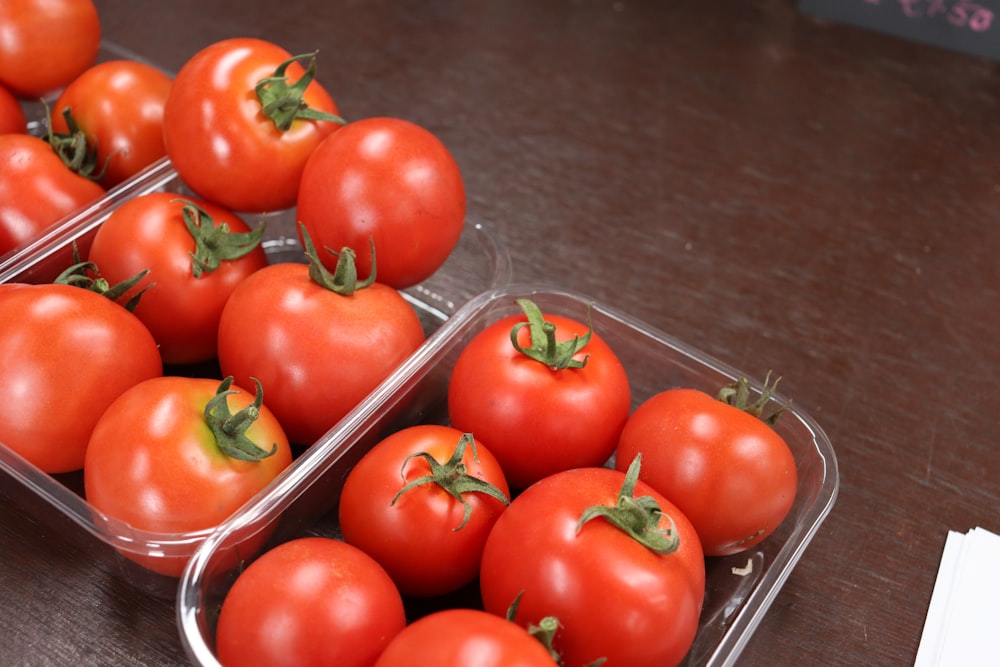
[863,0,995,31]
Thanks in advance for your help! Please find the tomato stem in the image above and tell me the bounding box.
[254,52,346,131]
[54,246,151,312]
[391,433,509,530]
[204,377,278,462]
[577,454,680,555]
[43,104,109,181]
[509,298,592,370]
[299,222,376,295]
[717,370,791,426]
[173,198,265,277]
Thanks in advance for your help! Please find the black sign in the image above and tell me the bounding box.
[798,0,1000,61]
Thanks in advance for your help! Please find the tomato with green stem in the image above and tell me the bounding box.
[339,425,510,597]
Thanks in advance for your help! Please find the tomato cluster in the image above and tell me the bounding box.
[214,299,800,667]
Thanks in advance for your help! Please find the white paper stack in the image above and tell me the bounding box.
[914,526,1000,667]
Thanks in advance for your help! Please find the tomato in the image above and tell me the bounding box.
[615,375,798,556]
[86,192,268,365]
[339,425,509,597]
[0,133,105,257]
[0,283,161,473]
[216,536,406,667]
[163,37,342,212]
[84,376,292,576]
[297,116,466,289]
[49,59,173,188]
[217,233,426,445]
[373,608,558,667]
[447,298,631,490]
[0,0,101,99]
[0,84,26,134]
[480,459,705,667]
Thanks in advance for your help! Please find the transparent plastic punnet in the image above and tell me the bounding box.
[0,158,511,596]
[178,285,839,667]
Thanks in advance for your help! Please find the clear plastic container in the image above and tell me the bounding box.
[178,284,840,667]
[0,158,512,597]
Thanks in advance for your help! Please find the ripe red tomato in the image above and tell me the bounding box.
[49,59,173,188]
[84,376,292,576]
[373,608,558,667]
[447,298,631,490]
[615,377,798,556]
[0,84,26,134]
[297,116,466,289]
[216,536,407,667]
[0,133,105,257]
[0,0,101,99]
[217,239,426,444]
[339,425,509,597]
[86,192,268,365]
[163,37,342,212]
[0,283,162,473]
[480,461,705,667]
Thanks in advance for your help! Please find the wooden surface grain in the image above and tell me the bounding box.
[2,0,999,665]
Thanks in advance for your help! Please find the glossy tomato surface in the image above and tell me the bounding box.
[479,466,705,667]
[163,37,341,212]
[0,284,162,473]
[297,116,466,289]
[216,536,407,667]
[0,84,26,134]
[615,387,798,556]
[217,261,426,444]
[339,425,509,597]
[87,192,268,365]
[50,59,173,187]
[0,0,101,98]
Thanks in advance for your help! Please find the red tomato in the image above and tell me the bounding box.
[373,608,558,667]
[0,84,26,134]
[216,536,407,667]
[480,461,705,667]
[163,37,342,212]
[0,283,162,473]
[447,298,631,490]
[84,376,292,576]
[86,192,268,365]
[0,0,101,99]
[615,377,798,556]
[297,116,466,289]
[217,239,426,444]
[339,425,509,597]
[0,133,105,257]
[49,59,173,188]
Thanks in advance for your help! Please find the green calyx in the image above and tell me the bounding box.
[54,246,151,312]
[44,104,108,181]
[204,377,278,462]
[510,298,593,370]
[255,51,346,132]
[577,454,679,555]
[391,433,509,530]
[299,222,375,296]
[174,198,265,277]
[717,370,791,426]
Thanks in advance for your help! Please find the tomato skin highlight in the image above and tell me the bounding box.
[0,0,101,99]
[297,116,466,289]
[50,59,173,188]
[0,133,106,256]
[216,536,407,667]
[87,192,268,365]
[447,311,631,490]
[615,387,798,556]
[217,262,426,445]
[373,608,558,667]
[339,425,509,597]
[0,284,162,473]
[163,37,341,212]
[480,466,705,667]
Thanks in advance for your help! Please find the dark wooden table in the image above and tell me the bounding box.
[3,0,999,665]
